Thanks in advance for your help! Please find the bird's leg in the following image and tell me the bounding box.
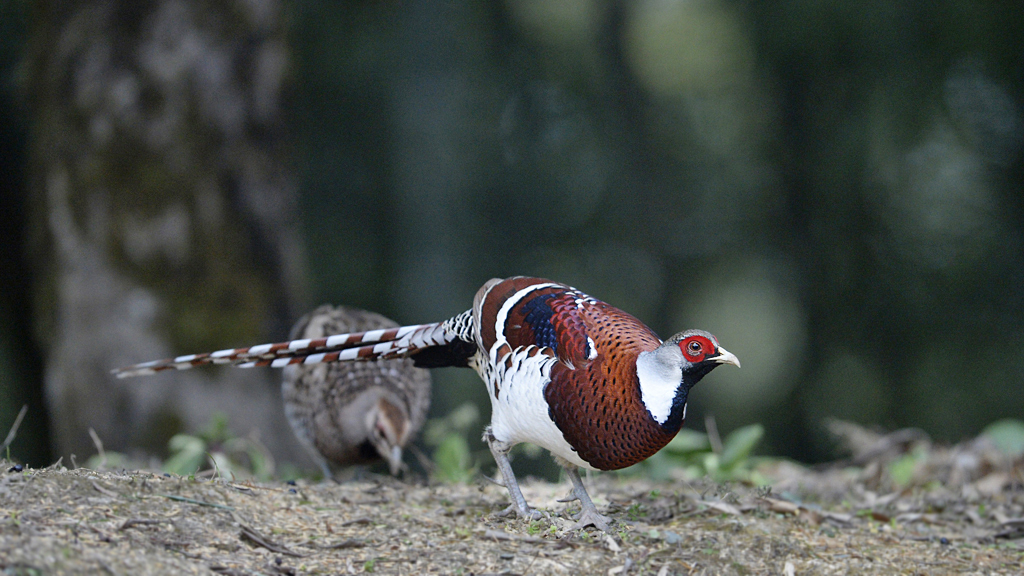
[484,427,540,521]
[303,445,336,483]
[553,456,613,532]
[320,462,337,484]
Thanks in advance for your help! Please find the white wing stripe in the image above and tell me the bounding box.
[288,338,311,351]
[248,343,273,356]
[411,331,426,349]
[396,325,420,338]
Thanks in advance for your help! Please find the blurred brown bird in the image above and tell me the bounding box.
[281,305,431,478]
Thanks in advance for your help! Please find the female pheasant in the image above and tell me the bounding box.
[282,305,431,479]
[115,276,739,531]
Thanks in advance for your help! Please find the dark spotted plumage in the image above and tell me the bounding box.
[113,276,739,531]
[541,304,672,471]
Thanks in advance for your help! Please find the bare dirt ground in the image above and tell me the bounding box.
[2,426,1023,575]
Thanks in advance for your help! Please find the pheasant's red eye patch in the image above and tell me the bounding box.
[680,336,713,360]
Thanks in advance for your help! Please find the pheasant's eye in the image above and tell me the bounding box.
[686,340,703,355]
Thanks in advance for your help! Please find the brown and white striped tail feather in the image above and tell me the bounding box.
[112,322,449,379]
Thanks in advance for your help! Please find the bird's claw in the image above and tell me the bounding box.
[495,503,518,518]
[567,508,613,532]
[496,503,542,521]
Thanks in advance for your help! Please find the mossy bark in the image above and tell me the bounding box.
[26,0,308,464]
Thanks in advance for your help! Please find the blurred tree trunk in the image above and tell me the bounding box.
[26,0,309,465]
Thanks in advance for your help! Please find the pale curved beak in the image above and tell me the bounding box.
[713,347,741,368]
[386,445,404,476]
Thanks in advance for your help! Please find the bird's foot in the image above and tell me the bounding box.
[551,456,613,532]
[567,508,613,532]
[496,503,542,521]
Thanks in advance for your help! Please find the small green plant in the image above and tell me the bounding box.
[432,435,474,483]
[886,445,927,488]
[627,502,646,521]
[363,558,376,572]
[624,423,768,483]
[424,403,480,483]
[162,413,274,480]
[982,419,1024,458]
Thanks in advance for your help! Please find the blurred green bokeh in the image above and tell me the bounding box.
[287,0,1024,469]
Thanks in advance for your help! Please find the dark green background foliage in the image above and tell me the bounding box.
[2,1,1023,473]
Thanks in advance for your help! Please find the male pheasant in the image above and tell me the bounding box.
[282,305,431,478]
[115,276,739,531]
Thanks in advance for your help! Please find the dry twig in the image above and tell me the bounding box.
[119,518,170,531]
[1,404,28,454]
[160,493,235,510]
[238,523,307,557]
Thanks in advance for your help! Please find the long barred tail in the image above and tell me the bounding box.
[113,310,475,379]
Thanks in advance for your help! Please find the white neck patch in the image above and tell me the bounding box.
[635,349,683,425]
